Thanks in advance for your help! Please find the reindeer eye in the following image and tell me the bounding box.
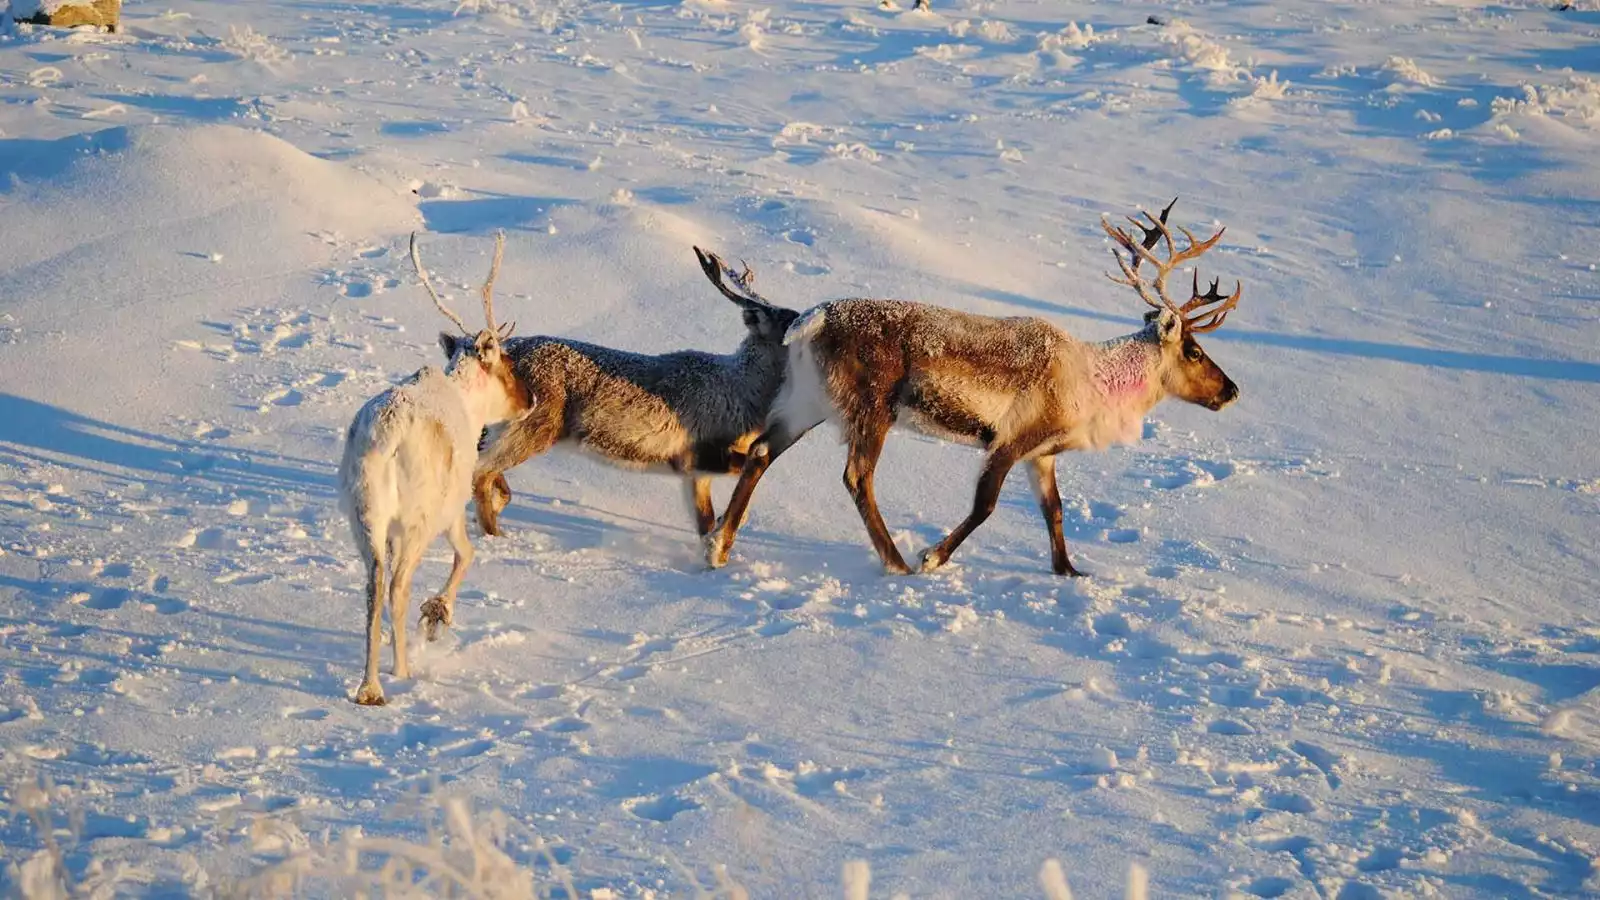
[1184,344,1203,362]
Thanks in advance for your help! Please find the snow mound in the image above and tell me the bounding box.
[2,125,417,266]
[0,124,419,418]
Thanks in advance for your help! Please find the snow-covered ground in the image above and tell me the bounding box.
[1,0,1597,896]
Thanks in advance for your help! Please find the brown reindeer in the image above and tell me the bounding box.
[466,248,798,540]
[702,199,1242,576]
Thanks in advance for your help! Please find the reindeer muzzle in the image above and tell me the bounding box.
[1207,379,1240,411]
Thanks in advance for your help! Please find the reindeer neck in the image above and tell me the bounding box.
[443,364,506,432]
[1090,331,1163,404]
[1070,330,1166,448]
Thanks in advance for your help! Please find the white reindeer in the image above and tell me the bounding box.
[702,199,1243,577]
[338,232,534,706]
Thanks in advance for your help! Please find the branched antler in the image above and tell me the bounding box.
[1182,271,1241,333]
[410,231,517,340]
[410,232,471,336]
[1101,198,1241,333]
[693,246,772,308]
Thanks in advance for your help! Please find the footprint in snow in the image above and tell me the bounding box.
[542,716,589,734]
[1242,876,1294,898]
[261,387,304,408]
[623,794,699,822]
[1148,457,1236,490]
[757,618,799,638]
[1264,791,1317,814]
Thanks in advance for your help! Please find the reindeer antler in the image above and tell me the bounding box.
[480,230,509,339]
[1181,271,1241,333]
[1101,199,1241,332]
[410,232,472,336]
[694,246,773,309]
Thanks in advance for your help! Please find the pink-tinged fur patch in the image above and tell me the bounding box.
[1093,339,1154,400]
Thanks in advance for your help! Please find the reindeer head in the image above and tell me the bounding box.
[692,247,801,342]
[1102,199,1241,412]
[412,231,535,422]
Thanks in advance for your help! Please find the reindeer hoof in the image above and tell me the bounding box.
[916,548,946,574]
[1052,556,1088,578]
[420,597,453,641]
[704,532,730,569]
[354,683,387,706]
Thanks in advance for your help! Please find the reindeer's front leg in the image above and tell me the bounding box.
[421,514,474,641]
[684,476,716,536]
[473,399,562,536]
[1027,455,1085,577]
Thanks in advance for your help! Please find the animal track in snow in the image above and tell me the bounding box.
[542,716,590,734]
[260,387,304,408]
[624,793,700,822]
[1149,457,1237,489]
[1243,876,1294,898]
[1264,791,1317,814]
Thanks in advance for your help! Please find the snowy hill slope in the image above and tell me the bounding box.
[0,0,1597,897]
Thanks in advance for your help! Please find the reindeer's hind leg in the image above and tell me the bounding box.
[918,449,1019,574]
[386,531,425,680]
[842,421,912,575]
[1026,455,1084,577]
[473,386,564,536]
[354,552,388,706]
[421,513,474,641]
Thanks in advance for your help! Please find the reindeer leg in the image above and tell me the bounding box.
[473,394,562,536]
[685,475,716,536]
[706,421,817,568]
[422,514,474,641]
[843,422,913,576]
[354,553,387,706]
[919,451,1018,574]
[387,532,425,681]
[1028,455,1085,577]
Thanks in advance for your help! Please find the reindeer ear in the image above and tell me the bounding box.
[1155,308,1182,344]
[439,331,464,359]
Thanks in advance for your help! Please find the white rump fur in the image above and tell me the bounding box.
[338,359,527,706]
[769,311,836,436]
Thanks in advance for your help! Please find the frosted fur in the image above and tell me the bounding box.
[783,305,828,346]
[338,353,530,707]
[497,336,785,468]
[468,280,799,539]
[794,301,1175,453]
[707,294,1238,576]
